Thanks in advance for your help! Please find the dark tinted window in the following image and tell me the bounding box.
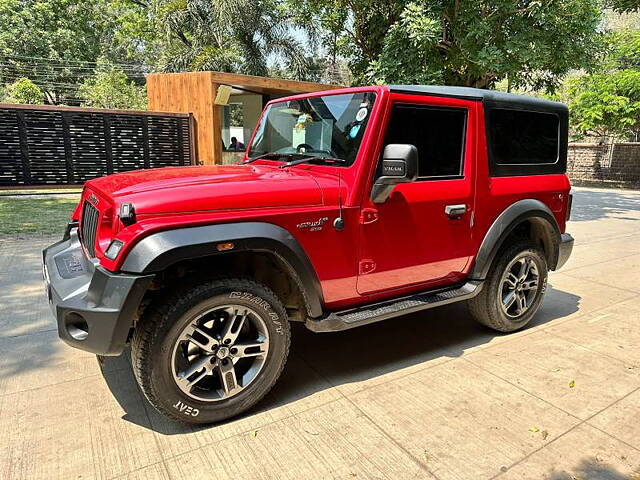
[384,104,466,178]
[490,109,559,165]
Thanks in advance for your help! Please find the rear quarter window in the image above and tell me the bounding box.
[490,109,559,165]
[487,107,567,177]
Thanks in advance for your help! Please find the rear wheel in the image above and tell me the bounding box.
[131,278,290,424]
[468,241,548,332]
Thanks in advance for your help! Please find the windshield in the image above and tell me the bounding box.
[248,92,376,166]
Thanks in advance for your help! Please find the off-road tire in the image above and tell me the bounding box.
[131,278,290,424]
[468,241,548,332]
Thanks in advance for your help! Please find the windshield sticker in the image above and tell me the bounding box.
[348,124,361,139]
[355,107,368,122]
[295,113,313,132]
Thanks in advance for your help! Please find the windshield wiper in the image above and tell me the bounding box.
[243,153,299,164]
[280,156,346,169]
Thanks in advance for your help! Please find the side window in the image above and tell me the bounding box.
[489,109,559,165]
[383,104,467,179]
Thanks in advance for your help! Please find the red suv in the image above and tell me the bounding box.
[43,85,574,424]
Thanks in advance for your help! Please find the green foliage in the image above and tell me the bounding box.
[366,0,603,91]
[156,0,309,78]
[4,77,45,104]
[609,0,640,12]
[564,30,640,139]
[0,0,154,104]
[365,3,442,85]
[100,0,161,66]
[0,0,106,103]
[567,71,640,138]
[228,104,244,127]
[78,61,147,110]
[0,0,104,62]
[286,0,405,84]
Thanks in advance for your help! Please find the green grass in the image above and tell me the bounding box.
[0,195,80,236]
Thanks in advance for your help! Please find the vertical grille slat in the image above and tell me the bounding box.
[81,200,99,257]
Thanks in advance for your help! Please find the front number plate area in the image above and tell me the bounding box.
[54,251,86,279]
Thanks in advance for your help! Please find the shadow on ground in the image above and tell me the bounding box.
[545,458,639,480]
[570,188,640,222]
[99,283,581,436]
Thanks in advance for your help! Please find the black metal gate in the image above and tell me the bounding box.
[0,104,195,186]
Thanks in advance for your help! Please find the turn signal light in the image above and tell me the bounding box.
[105,240,124,259]
[216,242,235,251]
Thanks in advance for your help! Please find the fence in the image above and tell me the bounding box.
[567,143,640,189]
[0,104,195,186]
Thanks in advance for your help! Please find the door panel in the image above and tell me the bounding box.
[356,98,477,295]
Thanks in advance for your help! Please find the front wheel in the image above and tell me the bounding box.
[131,279,290,424]
[468,241,548,332]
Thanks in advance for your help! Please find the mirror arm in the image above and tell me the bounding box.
[370,183,395,204]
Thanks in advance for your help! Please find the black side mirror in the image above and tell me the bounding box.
[370,144,418,203]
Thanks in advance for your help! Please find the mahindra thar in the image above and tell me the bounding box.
[43,85,574,424]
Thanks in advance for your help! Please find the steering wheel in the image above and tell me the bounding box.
[295,143,338,157]
[296,143,314,154]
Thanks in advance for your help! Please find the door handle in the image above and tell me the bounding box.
[445,204,467,217]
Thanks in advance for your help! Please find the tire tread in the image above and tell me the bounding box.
[131,278,290,424]
[468,240,547,332]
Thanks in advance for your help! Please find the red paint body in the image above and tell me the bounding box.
[76,86,571,311]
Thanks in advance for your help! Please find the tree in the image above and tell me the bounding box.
[3,77,45,104]
[286,0,406,84]
[78,62,147,110]
[290,0,603,88]
[609,0,640,12]
[0,0,107,103]
[0,0,152,104]
[365,0,603,91]
[567,71,640,139]
[156,0,309,79]
[564,30,640,140]
[100,0,161,67]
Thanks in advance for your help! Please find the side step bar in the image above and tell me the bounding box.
[306,281,483,333]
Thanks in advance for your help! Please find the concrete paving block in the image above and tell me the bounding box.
[561,254,640,294]
[562,233,640,272]
[588,388,640,451]
[112,462,171,480]
[0,373,162,480]
[499,423,640,479]
[349,359,579,480]
[546,302,640,365]
[165,398,435,480]
[0,238,57,338]
[132,352,343,460]
[0,329,102,396]
[466,331,640,420]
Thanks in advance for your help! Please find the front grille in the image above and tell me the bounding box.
[81,200,99,257]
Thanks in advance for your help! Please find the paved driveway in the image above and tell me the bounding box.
[1,187,639,480]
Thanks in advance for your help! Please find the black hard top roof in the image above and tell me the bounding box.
[389,85,567,113]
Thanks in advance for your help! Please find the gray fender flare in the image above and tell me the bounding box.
[469,199,561,280]
[121,222,324,318]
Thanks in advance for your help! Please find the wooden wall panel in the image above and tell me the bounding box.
[147,72,216,165]
[147,71,340,165]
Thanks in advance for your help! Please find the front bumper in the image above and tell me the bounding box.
[556,233,574,270]
[42,227,153,356]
